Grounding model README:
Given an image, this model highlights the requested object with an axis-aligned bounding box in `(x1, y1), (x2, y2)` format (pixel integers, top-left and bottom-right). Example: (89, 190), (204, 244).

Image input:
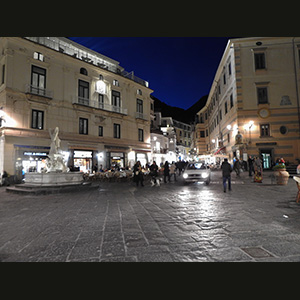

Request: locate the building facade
(195, 37), (300, 169)
(0, 37), (153, 179)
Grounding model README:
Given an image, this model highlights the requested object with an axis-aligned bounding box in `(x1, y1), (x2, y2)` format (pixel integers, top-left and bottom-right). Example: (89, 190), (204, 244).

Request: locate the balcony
(135, 112), (148, 120)
(73, 97), (128, 115)
(26, 84), (53, 99)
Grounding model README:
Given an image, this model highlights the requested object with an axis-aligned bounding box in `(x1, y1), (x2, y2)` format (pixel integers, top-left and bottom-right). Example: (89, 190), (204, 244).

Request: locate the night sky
(68, 37), (234, 110)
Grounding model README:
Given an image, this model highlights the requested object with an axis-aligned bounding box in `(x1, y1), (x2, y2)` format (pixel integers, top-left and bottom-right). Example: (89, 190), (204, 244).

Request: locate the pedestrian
(2, 170), (9, 186)
(233, 158), (241, 178)
(169, 161), (177, 182)
(254, 156), (263, 183)
(163, 161), (170, 183)
(133, 161), (144, 187)
(150, 161), (159, 186)
(248, 155), (254, 177)
(221, 158), (232, 193)
(297, 159), (300, 175)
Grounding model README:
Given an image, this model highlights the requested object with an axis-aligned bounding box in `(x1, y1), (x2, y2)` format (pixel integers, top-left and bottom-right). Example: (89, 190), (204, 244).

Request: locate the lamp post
(248, 121), (254, 144)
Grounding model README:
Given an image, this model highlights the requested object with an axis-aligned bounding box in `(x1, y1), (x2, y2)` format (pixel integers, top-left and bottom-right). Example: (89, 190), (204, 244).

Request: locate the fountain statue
(23, 127), (84, 187)
(45, 127), (69, 173)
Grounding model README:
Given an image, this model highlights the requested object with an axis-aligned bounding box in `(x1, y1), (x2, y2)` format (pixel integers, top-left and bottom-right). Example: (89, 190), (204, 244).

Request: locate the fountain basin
(25, 172), (84, 187)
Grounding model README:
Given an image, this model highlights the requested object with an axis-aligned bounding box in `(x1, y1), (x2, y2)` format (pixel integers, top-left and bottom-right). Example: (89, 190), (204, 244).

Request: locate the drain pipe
(292, 37), (300, 138)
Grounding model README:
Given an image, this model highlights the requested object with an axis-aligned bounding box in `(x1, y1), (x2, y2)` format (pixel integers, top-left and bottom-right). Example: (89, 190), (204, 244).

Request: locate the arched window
(80, 68), (88, 76)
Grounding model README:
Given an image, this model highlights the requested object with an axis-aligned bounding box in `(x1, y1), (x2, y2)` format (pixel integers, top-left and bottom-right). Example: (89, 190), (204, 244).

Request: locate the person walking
(169, 161), (177, 182)
(233, 158), (241, 178)
(133, 161), (144, 187)
(221, 158), (232, 193)
(163, 161), (170, 183)
(248, 155), (254, 177)
(150, 161), (159, 186)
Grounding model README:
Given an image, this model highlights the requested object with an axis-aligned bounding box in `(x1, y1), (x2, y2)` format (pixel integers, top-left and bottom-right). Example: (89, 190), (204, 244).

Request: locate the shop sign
(74, 151), (93, 158)
(24, 152), (48, 157)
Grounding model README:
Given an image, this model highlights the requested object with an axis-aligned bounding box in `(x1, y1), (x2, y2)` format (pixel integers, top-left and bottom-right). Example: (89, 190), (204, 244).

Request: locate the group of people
(133, 160), (181, 187)
(222, 156), (266, 192)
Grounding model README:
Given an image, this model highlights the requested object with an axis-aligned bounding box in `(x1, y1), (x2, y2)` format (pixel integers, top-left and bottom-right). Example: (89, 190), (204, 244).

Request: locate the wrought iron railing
(73, 97), (128, 115)
(25, 84), (53, 99)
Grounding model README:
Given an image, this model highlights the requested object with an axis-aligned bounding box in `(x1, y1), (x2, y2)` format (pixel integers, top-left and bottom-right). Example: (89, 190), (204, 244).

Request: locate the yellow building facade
(195, 37), (300, 169)
(0, 37), (153, 179)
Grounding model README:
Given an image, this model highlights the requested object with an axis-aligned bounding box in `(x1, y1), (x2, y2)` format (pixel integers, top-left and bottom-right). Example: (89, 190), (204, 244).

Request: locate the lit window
(33, 52), (44, 62)
(113, 79), (120, 87)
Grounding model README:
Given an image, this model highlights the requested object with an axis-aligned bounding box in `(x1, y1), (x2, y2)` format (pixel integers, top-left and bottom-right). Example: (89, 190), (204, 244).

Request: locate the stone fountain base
(6, 172), (99, 195)
(24, 172), (84, 187)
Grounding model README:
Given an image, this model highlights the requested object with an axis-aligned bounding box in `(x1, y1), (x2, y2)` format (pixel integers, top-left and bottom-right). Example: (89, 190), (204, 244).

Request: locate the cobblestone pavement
(1, 171), (300, 262)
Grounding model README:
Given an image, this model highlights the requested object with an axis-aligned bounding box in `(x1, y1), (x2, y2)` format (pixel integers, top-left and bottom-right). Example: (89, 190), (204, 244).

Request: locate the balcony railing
(23, 37), (150, 88)
(135, 112), (148, 120)
(26, 84), (53, 99)
(73, 97), (128, 115)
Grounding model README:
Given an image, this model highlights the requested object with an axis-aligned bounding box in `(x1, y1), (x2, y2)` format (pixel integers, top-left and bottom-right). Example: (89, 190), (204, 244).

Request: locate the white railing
(23, 37), (149, 87)
(135, 112), (148, 120)
(25, 84), (53, 99)
(73, 97), (128, 115)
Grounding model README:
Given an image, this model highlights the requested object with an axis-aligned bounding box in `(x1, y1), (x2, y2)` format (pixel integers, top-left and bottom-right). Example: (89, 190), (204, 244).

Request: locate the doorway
(260, 149), (273, 170)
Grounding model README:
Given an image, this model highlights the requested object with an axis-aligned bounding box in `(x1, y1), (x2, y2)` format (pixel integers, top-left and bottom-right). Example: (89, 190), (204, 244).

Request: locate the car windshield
(187, 162), (207, 170)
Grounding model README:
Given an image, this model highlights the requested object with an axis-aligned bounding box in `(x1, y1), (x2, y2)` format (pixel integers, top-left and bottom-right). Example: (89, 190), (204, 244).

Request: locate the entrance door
(260, 149), (273, 170)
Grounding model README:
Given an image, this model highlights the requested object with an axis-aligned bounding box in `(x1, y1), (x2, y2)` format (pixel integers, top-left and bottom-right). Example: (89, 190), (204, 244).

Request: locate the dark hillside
(151, 94), (208, 124)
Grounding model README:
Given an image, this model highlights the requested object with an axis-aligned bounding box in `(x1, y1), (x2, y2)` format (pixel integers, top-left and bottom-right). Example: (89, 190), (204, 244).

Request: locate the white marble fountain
(25, 127), (84, 187)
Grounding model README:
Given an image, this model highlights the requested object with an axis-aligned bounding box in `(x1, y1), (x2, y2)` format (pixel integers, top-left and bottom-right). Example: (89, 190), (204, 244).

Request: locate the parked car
(182, 161), (211, 185)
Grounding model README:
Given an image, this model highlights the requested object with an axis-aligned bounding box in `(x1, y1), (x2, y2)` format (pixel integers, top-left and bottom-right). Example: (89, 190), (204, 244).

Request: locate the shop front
(14, 145), (50, 181)
(72, 150), (94, 173)
(110, 152), (125, 169)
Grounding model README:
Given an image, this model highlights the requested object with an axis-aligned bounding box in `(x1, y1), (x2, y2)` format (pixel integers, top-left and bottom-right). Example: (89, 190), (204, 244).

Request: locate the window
(112, 90), (121, 107)
(98, 94), (104, 109)
(260, 124), (270, 137)
(137, 99), (143, 113)
(138, 129), (144, 142)
(80, 68), (88, 76)
(230, 94), (234, 108)
(280, 126), (288, 135)
(98, 126), (103, 137)
(257, 87), (268, 104)
(32, 110), (44, 130)
(254, 53), (266, 70)
(113, 79), (119, 87)
(33, 52), (44, 62)
(228, 62), (232, 76)
(137, 89), (142, 95)
(31, 65), (46, 95)
(79, 118), (88, 135)
(114, 123), (121, 139)
(223, 73), (226, 85)
(78, 80), (89, 104)
(219, 109), (222, 121)
(224, 101), (228, 114)
(200, 131), (205, 138)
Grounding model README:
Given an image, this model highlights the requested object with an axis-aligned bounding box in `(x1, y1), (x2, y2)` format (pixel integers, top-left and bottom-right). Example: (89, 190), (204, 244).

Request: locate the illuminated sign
(24, 152), (48, 157)
(74, 151), (93, 158)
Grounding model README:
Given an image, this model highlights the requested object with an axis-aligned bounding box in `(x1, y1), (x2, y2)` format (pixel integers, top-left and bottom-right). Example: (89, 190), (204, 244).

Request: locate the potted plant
(273, 161), (289, 185)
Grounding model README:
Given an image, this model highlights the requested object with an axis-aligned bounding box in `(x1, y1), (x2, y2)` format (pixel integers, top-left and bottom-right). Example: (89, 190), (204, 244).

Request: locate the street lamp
(243, 121), (254, 144)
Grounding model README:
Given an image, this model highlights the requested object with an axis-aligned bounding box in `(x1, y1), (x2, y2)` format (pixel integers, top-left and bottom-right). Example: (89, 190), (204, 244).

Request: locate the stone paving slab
(1, 171), (300, 262)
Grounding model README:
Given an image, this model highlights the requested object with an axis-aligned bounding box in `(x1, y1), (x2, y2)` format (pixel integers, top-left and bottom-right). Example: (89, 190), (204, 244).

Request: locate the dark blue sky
(68, 37), (233, 110)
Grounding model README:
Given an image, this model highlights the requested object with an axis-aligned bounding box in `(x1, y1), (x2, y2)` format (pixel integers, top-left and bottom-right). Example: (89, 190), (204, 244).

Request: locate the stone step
(6, 182), (98, 195)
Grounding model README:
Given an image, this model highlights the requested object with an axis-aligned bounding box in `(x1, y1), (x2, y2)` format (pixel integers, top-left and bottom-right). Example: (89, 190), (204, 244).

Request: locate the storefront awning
(214, 147), (226, 155)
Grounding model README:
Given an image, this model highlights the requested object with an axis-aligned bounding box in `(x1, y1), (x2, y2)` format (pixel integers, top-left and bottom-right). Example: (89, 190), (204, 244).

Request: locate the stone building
(195, 37), (300, 169)
(0, 37), (153, 179)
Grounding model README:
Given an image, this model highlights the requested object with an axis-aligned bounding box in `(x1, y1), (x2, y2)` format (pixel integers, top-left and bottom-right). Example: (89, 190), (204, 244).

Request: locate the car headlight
(202, 172), (209, 179)
(183, 173), (188, 179)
